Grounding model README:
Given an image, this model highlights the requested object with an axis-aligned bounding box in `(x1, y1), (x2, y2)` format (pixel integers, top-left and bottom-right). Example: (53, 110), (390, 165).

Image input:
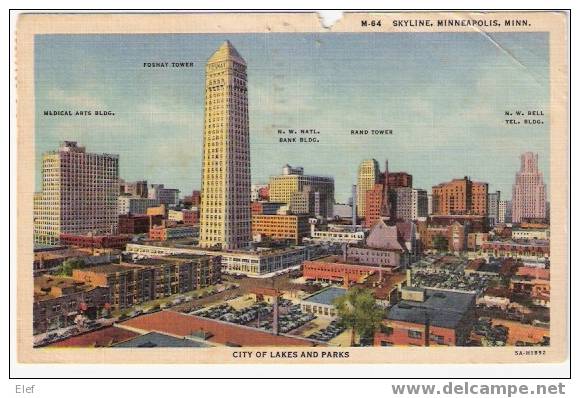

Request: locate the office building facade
(199, 41), (252, 249)
(34, 141), (119, 245)
(511, 152), (547, 223)
(356, 159), (381, 218)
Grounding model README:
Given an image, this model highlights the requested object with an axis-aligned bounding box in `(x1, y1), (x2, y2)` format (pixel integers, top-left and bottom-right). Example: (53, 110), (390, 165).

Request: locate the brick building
(387, 172), (412, 189)
(118, 214), (163, 235)
(251, 214), (309, 244)
(480, 240), (550, 261)
(430, 214), (488, 233)
(374, 287), (476, 346)
(344, 246), (402, 269)
(191, 190), (201, 207)
(432, 177), (488, 216)
(364, 183), (386, 228)
(251, 201), (284, 216)
(303, 256), (392, 284)
(148, 225), (197, 241)
(471, 182), (489, 216)
(34, 247), (90, 275)
(72, 255), (220, 311)
(467, 232), (489, 251)
(416, 220), (470, 252)
(59, 233), (130, 249)
(509, 267), (550, 307)
(182, 209), (199, 225)
(33, 275), (110, 334)
(121, 310), (317, 347)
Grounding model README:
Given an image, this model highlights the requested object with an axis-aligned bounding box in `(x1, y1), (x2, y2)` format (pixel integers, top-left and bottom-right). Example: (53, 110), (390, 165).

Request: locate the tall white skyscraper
(199, 41), (251, 250)
(33, 141), (119, 245)
(511, 152), (547, 223)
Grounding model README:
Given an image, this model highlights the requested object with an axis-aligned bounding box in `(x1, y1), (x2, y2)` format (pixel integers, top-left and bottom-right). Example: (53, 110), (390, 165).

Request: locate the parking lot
(306, 320), (346, 342)
(410, 256), (497, 295)
(193, 297), (317, 335)
(411, 268), (495, 293)
(33, 317), (116, 347)
(471, 317), (509, 346)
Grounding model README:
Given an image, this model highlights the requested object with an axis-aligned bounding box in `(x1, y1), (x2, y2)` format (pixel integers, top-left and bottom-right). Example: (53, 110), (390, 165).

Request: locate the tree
(433, 235), (449, 252)
(333, 287), (385, 346)
(58, 258), (84, 276)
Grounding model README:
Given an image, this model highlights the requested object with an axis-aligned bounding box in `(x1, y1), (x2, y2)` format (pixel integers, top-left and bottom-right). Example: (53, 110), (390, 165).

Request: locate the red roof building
(120, 310), (318, 347)
(47, 326), (139, 348)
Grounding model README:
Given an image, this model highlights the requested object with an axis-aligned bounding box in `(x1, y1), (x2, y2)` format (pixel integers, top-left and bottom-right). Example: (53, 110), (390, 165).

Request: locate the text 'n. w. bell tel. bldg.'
(199, 41), (251, 250)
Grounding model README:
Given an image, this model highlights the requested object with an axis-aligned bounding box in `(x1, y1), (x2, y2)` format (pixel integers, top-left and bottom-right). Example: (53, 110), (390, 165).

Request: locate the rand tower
(356, 159), (380, 218)
(199, 41), (251, 249)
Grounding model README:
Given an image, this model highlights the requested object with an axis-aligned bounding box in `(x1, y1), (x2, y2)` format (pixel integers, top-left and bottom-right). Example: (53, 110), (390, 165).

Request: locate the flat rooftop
(302, 287), (347, 306)
(46, 326), (139, 348)
(77, 263), (142, 274)
(485, 239), (549, 247)
(33, 243), (68, 252)
(165, 253), (207, 261)
(34, 275), (93, 302)
(128, 242), (306, 257)
(129, 255), (208, 267)
(121, 310), (318, 347)
(113, 332), (210, 348)
(308, 255), (398, 269)
(388, 288), (476, 329)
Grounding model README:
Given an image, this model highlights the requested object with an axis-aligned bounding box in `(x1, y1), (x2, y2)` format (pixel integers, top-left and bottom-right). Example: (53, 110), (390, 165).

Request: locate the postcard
(15, 11), (569, 365)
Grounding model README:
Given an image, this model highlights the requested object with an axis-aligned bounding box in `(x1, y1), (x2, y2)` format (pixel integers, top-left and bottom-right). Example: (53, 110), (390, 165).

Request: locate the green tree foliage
(58, 258), (84, 276)
(333, 286), (385, 346)
(433, 235), (449, 251)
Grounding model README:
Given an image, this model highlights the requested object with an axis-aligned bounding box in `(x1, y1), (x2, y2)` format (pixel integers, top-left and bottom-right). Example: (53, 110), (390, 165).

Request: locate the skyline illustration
(35, 32), (550, 201)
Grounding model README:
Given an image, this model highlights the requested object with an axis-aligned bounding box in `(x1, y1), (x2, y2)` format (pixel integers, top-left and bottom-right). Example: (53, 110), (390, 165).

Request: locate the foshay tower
(199, 41), (251, 249)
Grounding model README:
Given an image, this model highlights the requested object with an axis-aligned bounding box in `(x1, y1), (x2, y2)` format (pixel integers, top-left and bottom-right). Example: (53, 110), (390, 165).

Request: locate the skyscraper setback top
(207, 40), (246, 65)
(511, 152), (547, 223)
(199, 41), (251, 250)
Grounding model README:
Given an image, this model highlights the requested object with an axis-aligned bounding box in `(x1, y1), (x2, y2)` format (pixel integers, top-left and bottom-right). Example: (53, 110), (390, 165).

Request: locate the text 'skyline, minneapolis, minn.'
(15, 11), (569, 364)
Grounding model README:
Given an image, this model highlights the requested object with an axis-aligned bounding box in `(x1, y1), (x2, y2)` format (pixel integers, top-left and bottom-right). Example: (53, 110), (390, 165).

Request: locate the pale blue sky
(35, 33), (550, 202)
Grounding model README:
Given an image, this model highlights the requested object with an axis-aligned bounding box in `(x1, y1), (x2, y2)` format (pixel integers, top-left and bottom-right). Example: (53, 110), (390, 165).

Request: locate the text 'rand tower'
(199, 41), (251, 250)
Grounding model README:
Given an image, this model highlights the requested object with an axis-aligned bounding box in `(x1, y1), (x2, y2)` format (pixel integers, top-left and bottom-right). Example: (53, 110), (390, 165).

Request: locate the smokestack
(382, 160), (391, 220)
(352, 184), (357, 228)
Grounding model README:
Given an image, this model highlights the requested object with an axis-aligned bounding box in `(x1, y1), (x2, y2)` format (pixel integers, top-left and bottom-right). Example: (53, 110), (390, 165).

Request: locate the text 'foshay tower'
(199, 41), (251, 249)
